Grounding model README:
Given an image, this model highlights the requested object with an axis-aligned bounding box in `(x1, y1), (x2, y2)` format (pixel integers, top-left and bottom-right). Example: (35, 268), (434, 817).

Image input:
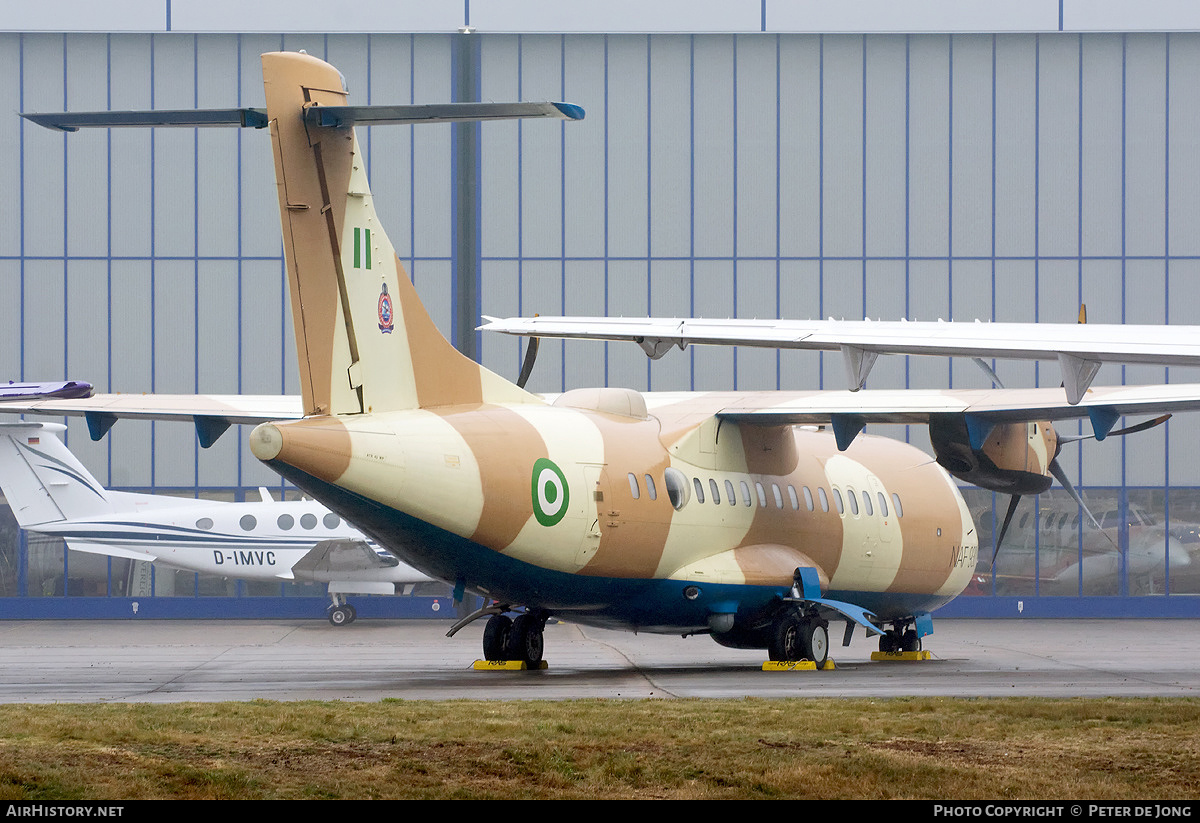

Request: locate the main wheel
(901, 628), (921, 653)
(769, 613), (803, 661)
(801, 620), (830, 668)
(510, 614), (545, 667)
(482, 614), (513, 660)
(328, 606), (351, 627)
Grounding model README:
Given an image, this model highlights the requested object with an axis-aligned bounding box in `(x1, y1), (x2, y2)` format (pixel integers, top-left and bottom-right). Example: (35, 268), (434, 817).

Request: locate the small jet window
(240, 514), (257, 531)
(891, 493), (903, 518)
(755, 482), (767, 507)
(772, 484), (784, 509)
(725, 479), (737, 506)
(277, 514), (294, 530)
(832, 487), (844, 515)
(878, 492), (888, 518)
(740, 481), (752, 507)
(196, 517), (214, 531)
(709, 478), (721, 504)
(692, 477), (705, 504)
(861, 490), (873, 516)
(818, 487), (829, 513)
(787, 485), (800, 511)
(644, 474), (658, 501)
(628, 473), (640, 499)
(323, 513), (341, 529)
(847, 489), (859, 516)
(803, 486), (814, 512)
(301, 513), (318, 530)
(664, 468), (688, 510)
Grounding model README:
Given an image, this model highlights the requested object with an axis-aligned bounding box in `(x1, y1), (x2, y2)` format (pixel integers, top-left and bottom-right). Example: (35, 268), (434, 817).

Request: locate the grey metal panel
(605, 36), (650, 260)
(0, 262), (21, 380)
(519, 37), (566, 261)
(777, 35), (821, 260)
(518, 259), (565, 391)
(63, 35), (110, 258)
(692, 37), (735, 260)
(1080, 34), (1124, 260)
(562, 35), (606, 259)
(993, 36), (1037, 259)
(1125, 34), (1168, 260)
(195, 260), (240, 393)
(863, 36), (906, 259)
(479, 258), (521, 382)
(820, 36), (863, 261)
(1167, 35), (1200, 258)
(647, 259), (691, 391)
(1036, 35), (1081, 261)
(413, 259), (454, 346)
(561, 260), (609, 391)
(735, 34), (779, 260)
(237, 258), (286, 394)
(21, 35), (67, 260)
(950, 35), (996, 261)
(907, 35), (950, 260)
(480, 36), (521, 259)
(365, 35), (417, 263)
(107, 36), (154, 259)
(410, 36), (453, 262)
(23, 259), (65, 382)
(689, 259), (735, 391)
(648, 35), (692, 260)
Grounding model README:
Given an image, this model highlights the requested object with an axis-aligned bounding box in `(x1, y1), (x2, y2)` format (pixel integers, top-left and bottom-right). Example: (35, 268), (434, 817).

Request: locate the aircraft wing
(691, 384), (1200, 449)
(479, 315), (1200, 403)
(0, 394), (303, 448)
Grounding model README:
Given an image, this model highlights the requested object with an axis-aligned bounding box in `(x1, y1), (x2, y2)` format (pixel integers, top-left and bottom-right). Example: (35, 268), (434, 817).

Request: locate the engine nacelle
(928, 415), (1058, 495)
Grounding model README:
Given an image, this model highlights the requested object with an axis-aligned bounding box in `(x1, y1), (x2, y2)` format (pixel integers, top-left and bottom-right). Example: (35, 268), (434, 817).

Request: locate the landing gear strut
(483, 609), (549, 666)
(768, 608), (830, 667)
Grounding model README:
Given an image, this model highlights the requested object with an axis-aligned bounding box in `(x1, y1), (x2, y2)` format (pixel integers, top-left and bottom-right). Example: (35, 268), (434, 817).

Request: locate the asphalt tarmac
(0, 618), (1195, 702)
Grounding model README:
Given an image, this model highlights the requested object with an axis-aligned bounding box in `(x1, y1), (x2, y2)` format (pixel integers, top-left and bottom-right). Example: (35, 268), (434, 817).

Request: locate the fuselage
(251, 390), (978, 633)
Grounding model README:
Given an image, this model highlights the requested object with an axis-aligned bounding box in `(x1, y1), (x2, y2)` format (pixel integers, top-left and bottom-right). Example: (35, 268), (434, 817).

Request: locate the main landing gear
(877, 622), (922, 654)
(767, 606), (830, 668)
(327, 594), (357, 626)
(482, 609), (550, 667)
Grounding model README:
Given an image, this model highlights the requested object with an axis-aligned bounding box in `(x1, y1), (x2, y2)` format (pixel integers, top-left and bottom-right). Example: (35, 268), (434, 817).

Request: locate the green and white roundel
(531, 458), (570, 527)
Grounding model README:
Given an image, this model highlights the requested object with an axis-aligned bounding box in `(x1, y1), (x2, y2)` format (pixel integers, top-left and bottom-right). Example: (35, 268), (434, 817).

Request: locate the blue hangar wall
(3, 1), (1200, 618)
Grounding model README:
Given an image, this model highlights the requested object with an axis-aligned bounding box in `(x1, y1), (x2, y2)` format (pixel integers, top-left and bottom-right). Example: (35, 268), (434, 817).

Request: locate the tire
(901, 628), (921, 653)
(801, 620), (829, 668)
(482, 614), (512, 660)
(328, 606), (350, 627)
(769, 613), (803, 661)
(510, 614), (545, 667)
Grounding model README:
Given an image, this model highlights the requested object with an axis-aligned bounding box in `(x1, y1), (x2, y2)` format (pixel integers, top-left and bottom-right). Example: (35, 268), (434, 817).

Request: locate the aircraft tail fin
(0, 423), (113, 527)
(261, 52), (582, 415)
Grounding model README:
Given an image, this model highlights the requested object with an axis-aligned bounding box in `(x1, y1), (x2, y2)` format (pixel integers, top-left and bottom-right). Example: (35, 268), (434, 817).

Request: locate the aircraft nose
(1168, 536), (1190, 568)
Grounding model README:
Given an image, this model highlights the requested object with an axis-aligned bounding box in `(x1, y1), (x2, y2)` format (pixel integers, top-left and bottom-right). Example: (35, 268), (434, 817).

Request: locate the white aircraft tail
(262, 52), (568, 416)
(0, 422), (115, 527)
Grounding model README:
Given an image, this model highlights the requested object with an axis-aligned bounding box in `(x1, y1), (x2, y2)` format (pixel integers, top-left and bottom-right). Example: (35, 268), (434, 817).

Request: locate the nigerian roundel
(531, 458), (570, 527)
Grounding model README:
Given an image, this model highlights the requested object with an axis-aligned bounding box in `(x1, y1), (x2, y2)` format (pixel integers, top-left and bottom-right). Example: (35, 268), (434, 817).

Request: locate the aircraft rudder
(0, 422), (111, 527)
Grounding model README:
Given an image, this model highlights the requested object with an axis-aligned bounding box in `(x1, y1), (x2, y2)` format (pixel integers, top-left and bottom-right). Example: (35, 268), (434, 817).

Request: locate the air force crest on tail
(378, 283), (394, 333)
(531, 458), (569, 527)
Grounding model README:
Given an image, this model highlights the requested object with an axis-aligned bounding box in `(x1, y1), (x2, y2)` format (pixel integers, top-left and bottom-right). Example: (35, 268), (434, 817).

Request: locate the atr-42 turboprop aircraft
(0, 421), (433, 625)
(17, 51), (1200, 668)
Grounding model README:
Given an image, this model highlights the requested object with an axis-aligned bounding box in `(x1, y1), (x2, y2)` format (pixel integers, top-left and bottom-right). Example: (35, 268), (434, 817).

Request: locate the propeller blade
(1059, 413), (1171, 444)
(516, 336), (540, 389)
(1048, 458), (1116, 548)
(992, 494), (1022, 566)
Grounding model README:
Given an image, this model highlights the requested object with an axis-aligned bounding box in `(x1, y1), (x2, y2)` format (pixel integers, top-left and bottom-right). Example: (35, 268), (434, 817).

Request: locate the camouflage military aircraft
(17, 51), (1200, 668)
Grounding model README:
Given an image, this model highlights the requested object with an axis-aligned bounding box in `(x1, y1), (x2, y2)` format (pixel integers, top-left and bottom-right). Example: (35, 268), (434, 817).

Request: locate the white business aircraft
(0, 421), (433, 625)
(14, 51), (1200, 669)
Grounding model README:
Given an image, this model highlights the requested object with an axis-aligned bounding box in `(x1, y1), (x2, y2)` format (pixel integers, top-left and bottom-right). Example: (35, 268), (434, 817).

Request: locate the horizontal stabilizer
(304, 101), (584, 128)
(64, 541), (157, 563)
(292, 539), (400, 575)
(22, 109), (268, 132)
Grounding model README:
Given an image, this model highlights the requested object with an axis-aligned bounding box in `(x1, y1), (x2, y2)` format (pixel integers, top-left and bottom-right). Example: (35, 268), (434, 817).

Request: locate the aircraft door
(575, 464), (604, 567)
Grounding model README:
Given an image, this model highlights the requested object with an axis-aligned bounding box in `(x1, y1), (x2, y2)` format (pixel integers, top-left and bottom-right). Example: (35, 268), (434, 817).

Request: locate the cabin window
(740, 481), (752, 507)
(277, 514), (294, 530)
(818, 487), (829, 513)
(891, 493), (903, 518)
(832, 487), (844, 515)
(787, 485), (800, 511)
(725, 479), (737, 506)
(301, 513), (318, 530)
(847, 489), (859, 516)
(772, 484), (784, 509)
(692, 477), (705, 504)
(196, 517), (214, 531)
(664, 468), (689, 510)
(755, 482), (767, 507)
(324, 513), (341, 529)
(628, 473), (640, 499)
(861, 490), (873, 516)
(240, 514), (257, 531)
(644, 474), (658, 501)
(802, 486), (814, 512)
(709, 478), (721, 504)
(877, 492), (889, 518)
